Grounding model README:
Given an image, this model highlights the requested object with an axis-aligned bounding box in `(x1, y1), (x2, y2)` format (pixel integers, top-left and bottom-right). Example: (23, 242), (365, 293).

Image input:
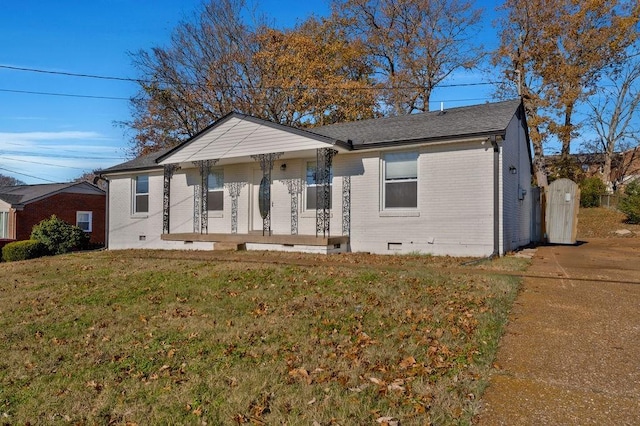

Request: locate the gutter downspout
(95, 175), (109, 249)
(490, 135), (500, 257)
(105, 178), (109, 249)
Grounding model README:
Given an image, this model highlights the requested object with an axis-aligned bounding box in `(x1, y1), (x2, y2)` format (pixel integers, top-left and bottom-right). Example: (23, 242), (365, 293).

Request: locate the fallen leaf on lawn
(376, 416), (400, 426)
(369, 377), (384, 385)
(307, 398), (316, 405)
(387, 379), (405, 392)
(289, 367), (312, 384)
(399, 356), (416, 369)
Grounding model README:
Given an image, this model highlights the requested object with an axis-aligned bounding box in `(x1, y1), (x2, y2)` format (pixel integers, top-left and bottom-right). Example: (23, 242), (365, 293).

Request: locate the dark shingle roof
(101, 100), (523, 172)
(0, 182), (104, 207)
(311, 99), (522, 147)
(98, 148), (172, 174)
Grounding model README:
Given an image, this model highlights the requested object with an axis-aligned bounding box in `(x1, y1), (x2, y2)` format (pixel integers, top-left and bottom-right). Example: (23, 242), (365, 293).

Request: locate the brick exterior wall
(14, 193), (106, 244)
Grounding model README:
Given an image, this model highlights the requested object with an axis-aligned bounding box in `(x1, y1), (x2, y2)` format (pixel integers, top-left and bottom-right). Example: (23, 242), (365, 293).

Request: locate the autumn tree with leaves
(252, 18), (377, 127)
(331, 0), (484, 115)
(494, 0), (640, 187)
(125, 0), (377, 155)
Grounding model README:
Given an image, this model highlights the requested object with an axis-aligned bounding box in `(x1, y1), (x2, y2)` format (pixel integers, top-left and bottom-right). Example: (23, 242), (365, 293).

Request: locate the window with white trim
(207, 169), (224, 211)
(0, 211), (8, 238)
(306, 160), (332, 210)
(76, 211), (92, 232)
(134, 175), (149, 214)
(383, 152), (418, 208)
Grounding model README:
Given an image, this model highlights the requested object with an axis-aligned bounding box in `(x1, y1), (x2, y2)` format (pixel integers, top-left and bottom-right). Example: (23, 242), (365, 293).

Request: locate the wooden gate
(545, 178), (580, 244)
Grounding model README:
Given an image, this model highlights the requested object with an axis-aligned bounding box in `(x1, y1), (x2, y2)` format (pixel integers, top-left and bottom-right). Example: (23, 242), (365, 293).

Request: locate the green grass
(0, 250), (525, 425)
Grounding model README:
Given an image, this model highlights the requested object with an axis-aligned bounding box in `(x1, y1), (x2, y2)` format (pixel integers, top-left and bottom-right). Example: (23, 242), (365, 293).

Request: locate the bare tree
(494, 0), (640, 186)
(0, 173), (26, 186)
(584, 48), (640, 190)
(331, 0), (484, 115)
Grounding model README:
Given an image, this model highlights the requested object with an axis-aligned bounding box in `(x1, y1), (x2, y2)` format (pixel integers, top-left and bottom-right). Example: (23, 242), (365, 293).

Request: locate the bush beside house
(1, 240), (47, 262)
(619, 180), (640, 224)
(579, 177), (607, 208)
(31, 215), (90, 255)
(2, 215), (90, 262)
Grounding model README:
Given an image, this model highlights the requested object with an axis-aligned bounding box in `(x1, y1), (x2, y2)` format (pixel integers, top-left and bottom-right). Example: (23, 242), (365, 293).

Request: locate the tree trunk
(531, 126), (548, 188)
(560, 104), (573, 161)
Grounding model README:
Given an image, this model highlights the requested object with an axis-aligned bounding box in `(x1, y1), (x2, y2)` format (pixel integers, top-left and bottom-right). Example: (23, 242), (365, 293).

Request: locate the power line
(0, 88), (128, 100)
(2, 149), (126, 161)
(2, 156), (89, 170)
(0, 64), (141, 83)
(0, 166), (58, 183)
(1, 63), (499, 91)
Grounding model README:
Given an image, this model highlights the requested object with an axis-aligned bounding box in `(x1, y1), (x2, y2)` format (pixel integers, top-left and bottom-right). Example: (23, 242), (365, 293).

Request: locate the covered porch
(161, 232), (349, 254)
(156, 113), (353, 253)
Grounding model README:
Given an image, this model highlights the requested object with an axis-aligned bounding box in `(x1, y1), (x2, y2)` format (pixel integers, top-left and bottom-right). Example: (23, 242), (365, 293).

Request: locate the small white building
(100, 99), (533, 256)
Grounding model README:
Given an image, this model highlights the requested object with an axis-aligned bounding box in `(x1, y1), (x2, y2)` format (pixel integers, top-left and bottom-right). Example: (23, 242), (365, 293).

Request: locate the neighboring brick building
(0, 181), (106, 246)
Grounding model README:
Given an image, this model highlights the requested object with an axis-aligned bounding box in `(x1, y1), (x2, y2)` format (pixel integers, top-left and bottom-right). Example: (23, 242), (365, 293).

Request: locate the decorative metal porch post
(162, 164), (180, 234)
(282, 178), (304, 235)
(342, 175), (351, 236)
(251, 153), (283, 235)
(192, 159), (218, 234)
(225, 182), (246, 234)
(316, 148), (337, 237)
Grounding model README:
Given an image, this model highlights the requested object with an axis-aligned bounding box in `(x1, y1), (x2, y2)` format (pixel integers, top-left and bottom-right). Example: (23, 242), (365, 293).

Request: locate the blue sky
(1, 0), (499, 184)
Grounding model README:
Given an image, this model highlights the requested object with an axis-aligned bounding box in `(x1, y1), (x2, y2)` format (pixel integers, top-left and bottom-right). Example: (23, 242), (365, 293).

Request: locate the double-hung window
(76, 211), (93, 232)
(306, 161), (332, 210)
(207, 169), (224, 211)
(0, 211), (8, 238)
(383, 152), (418, 209)
(134, 175), (149, 214)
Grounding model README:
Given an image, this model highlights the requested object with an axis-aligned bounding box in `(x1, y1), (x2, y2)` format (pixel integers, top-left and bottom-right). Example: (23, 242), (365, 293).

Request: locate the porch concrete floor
(161, 232), (349, 247)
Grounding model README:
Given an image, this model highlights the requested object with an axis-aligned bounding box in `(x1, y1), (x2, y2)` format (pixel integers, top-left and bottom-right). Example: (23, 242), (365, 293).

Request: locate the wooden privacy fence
(545, 178), (580, 244)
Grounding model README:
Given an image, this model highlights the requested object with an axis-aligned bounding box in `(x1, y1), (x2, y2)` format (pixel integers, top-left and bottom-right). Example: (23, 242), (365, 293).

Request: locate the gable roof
(311, 99), (523, 148)
(157, 112), (349, 166)
(0, 181), (104, 208)
(100, 99), (525, 174)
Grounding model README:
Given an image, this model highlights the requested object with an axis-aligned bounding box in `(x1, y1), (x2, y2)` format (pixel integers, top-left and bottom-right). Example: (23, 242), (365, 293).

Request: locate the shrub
(619, 180), (640, 224)
(31, 215), (90, 255)
(2, 240), (48, 262)
(579, 177), (607, 208)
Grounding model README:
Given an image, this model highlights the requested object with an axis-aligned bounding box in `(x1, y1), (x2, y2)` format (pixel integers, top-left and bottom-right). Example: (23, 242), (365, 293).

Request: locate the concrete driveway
(477, 238), (640, 425)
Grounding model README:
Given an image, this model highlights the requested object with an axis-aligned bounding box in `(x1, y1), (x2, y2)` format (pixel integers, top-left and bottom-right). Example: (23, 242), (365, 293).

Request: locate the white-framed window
(0, 211), (9, 239)
(207, 168), (224, 211)
(383, 151), (418, 209)
(76, 211), (93, 232)
(133, 175), (149, 214)
(306, 160), (332, 210)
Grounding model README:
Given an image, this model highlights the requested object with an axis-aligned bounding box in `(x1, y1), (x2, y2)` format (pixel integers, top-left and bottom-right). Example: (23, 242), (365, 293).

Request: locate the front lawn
(0, 250), (524, 425)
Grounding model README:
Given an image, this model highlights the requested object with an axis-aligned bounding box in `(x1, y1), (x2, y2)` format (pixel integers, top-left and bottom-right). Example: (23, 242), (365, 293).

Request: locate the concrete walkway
(477, 238), (640, 425)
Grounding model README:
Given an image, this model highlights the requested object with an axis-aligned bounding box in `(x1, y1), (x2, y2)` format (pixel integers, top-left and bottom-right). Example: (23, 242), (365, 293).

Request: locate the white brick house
(100, 99), (533, 256)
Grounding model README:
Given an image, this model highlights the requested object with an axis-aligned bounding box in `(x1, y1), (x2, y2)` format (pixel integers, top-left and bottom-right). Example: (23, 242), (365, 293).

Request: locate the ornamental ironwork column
(225, 181), (246, 234)
(282, 178), (304, 235)
(162, 164), (180, 234)
(342, 176), (351, 236)
(316, 148), (337, 237)
(251, 153), (283, 235)
(193, 159), (218, 234)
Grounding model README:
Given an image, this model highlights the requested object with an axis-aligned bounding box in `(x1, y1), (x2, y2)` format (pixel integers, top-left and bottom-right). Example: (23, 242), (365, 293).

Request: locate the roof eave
(350, 130), (508, 150)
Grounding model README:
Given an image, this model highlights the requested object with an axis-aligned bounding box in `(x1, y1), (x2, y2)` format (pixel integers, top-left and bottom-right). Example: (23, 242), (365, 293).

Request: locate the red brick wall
(14, 193), (106, 244)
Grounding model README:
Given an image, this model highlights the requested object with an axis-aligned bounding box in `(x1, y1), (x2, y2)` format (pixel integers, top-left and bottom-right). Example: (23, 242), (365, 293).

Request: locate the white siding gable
(159, 116), (343, 165)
